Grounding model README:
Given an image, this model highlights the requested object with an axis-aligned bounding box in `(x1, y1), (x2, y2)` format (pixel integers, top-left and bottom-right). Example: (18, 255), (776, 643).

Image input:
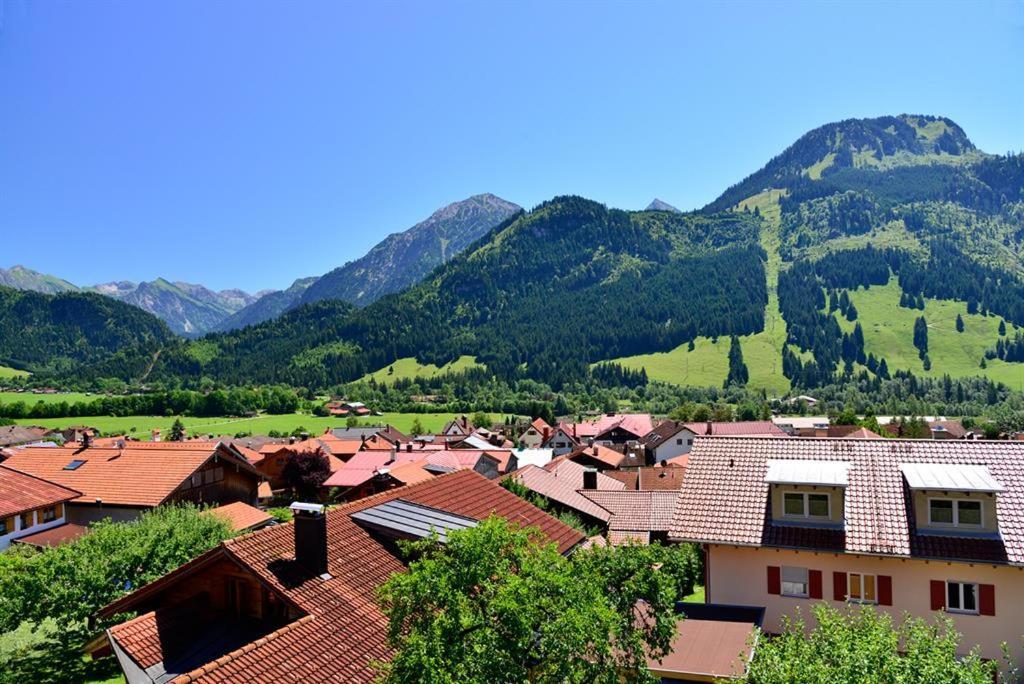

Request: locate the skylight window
(64, 459), (86, 471)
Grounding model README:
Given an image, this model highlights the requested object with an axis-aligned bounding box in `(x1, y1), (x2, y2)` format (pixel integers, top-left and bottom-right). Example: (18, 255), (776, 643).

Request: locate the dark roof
(12, 522), (89, 548)
(0, 425), (51, 447)
(101, 471), (584, 683)
(670, 437), (1024, 564)
(640, 420), (685, 448)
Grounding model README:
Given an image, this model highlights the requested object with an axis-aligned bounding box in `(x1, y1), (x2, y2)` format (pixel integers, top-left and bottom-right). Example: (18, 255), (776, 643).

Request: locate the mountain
(90, 278), (261, 337)
(213, 277), (317, 332)
(298, 193), (522, 307)
(706, 114), (979, 213)
(0, 266), (79, 295)
(154, 197), (765, 388)
(0, 285), (173, 377)
(645, 199), (681, 213)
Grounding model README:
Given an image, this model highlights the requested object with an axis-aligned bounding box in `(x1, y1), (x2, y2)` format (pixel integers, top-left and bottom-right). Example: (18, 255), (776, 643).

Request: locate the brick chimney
(290, 502), (328, 577)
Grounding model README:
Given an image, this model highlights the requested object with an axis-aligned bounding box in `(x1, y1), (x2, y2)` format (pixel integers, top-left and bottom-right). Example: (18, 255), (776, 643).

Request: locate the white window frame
(781, 566), (809, 598)
(946, 580), (979, 615)
(782, 490), (831, 519)
(927, 497), (983, 528)
(847, 572), (877, 604)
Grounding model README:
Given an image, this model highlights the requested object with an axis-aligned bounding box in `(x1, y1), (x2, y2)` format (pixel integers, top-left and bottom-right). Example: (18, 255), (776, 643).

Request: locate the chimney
(82, 432), (92, 449)
(151, 429), (161, 442)
(290, 502), (329, 577)
(706, 421), (713, 436)
(582, 467), (598, 491)
(289, 436), (296, 444)
(406, 443), (413, 452)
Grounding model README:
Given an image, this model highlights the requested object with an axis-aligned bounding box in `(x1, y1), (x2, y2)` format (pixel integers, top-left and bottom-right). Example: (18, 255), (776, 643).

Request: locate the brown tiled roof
(510, 464), (617, 522)
(102, 471), (584, 683)
(0, 425), (50, 447)
(605, 470), (639, 490)
(670, 437), (1024, 564)
(12, 522), (88, 547)
(0, 464), (81, 517)
(579, 490), (678, 532)
(638, 466), (686, 491)
(2, 444), (258, 508)
(569, 444), (626, 469)
(203, 502), (273, 532)
(930, 420), (967, 439)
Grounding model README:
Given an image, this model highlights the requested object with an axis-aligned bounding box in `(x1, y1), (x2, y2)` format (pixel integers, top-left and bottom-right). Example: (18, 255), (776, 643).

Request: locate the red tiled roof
(605, 470), (639, 490)
(203, 502), (273, 532)
(683, 421), (789, 437)
(670, 437), (1024, 564)
(530, 417), (551, 433)
(0, 464), (81, 517)
(322, 451), (392, 488)
(638, 466), (686, 491)
(103, 471), (584, 683)
(2, 444), (258, 508)
(840, 427), (883, 439)
(510, 465), (613, 522)
(579, 490), (678, 532)
(12, 522), (88, 547)
(384, 461), (435, 486)
(569, 444), (626, 469)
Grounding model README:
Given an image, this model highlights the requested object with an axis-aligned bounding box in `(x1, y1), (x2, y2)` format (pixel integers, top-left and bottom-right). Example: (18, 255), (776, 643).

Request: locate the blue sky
(1, 0), (1022, 292)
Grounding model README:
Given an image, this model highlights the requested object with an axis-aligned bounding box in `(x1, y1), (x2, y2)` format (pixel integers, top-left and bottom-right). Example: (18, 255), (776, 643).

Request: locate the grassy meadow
(13, 412), (486, 439)
(361, 355), (481, 383)
(0, 365), (30, 379)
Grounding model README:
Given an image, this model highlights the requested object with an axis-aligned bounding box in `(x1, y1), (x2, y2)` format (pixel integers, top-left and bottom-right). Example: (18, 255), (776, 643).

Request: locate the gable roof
(202, 502), (273, 533)
(670, 437), (1024, 565)
(101, 471), (584, 683)
(640, 420), (688, 448)
(0, 464), (81, 518)
(509, 465), (613, 523)
(2, 443), (258, 508)
(528, 417), (551, 433)
(683, 421), (788, 437)
(569, 444), (626, 469)
(578, 490), (678, 532)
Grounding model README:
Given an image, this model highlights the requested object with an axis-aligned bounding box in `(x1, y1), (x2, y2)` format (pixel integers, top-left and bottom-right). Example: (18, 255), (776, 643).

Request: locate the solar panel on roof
(350, 499), (477, 542)
(63, 459), (86, 471)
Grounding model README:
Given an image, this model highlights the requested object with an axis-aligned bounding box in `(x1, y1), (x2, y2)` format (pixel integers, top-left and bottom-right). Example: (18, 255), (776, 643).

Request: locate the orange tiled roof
(2, 444), (258, 508)
(101, 471), (584, 683)
(203, 502), (273, 532)
(0, 464), (81, 518)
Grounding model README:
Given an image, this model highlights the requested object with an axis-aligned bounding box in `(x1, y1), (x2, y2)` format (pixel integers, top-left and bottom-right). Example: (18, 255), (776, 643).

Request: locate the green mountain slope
(299, 193), (522, 307)
(0, 285), (174, 377)
(0, 265), (79, 295)
(213, 277), (318, 332)
(152, 197), (766, 389)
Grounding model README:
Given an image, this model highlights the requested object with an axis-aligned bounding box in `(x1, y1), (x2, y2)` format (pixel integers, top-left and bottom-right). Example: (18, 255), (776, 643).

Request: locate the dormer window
(928, 498), (982, 528)
(783, 492), (831, 519)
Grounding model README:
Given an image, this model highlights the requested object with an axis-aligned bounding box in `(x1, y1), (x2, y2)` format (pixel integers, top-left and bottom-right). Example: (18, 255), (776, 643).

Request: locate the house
(591, 413), (655, 445)
(568, 443), (627, 471)
(325, 401), (371, 417)
(930, 420), (968, 440)
(606, 465), (687, 492)
(0, 464), (81, 550)
(645, 421), (788, 464)
(543, 423), (583, 456)
(670, 436), (1024, 671)
(0, 425), (53, 448)
(1, 442), (262, 526)
(96, 471), (584, 683)
(520, 417), (552, 448)
(507, 459), (624, 528)
(441, 415), (473, 436)
(252, 437), (354, 490)
(771, 415), (830, 437)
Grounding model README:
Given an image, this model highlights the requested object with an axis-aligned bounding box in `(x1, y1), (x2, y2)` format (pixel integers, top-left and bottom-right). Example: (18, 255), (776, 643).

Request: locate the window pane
(808, 494), (829, 517)
(931, 500), (954, 524)
(958, 501), (982, 526)
(948, 582), (960, 610)
(849, 574), (862, 599)
(782, 581), (807, 596)
(782, 566), (808, 583)
(863, 575), (876, 602)
(784, 494), (805, 516)
(962, 583), (977, 611)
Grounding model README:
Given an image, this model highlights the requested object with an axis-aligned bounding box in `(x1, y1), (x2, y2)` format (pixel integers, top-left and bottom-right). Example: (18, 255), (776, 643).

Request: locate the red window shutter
(833, 571), (847, 601)
(930, 580), (945, 611)
(979, 584), (995, 616)
(767, 566), (781, 595)
(809, 570), (823, 599)
(877, 575), (893, 606)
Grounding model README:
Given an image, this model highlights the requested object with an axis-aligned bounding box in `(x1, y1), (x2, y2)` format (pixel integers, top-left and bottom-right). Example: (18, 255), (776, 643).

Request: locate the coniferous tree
(724, 335), (749, 387)
(956, 314), (964, 333)
(846, 303), (858, 322)
(999, 319), (1007, 336)
(913, 316), (929, 359)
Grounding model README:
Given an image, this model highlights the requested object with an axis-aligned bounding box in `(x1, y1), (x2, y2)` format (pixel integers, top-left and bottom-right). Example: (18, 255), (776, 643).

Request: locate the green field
(614, 189), (791, 394)
(0, 366), (30, 379)
(838, 278), (1024, 388)
(0, 390), (96, 405)
(361, 355), (481, 383)
(13, 412), (485, 439)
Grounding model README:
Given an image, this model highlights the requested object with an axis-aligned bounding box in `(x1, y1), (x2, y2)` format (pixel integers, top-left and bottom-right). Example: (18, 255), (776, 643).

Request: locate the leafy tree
(409, 418), (425, 436)
(956, 314), (965, 333)
(282, 448), (331, 500)
(746, 603), (994, 683)
(711, 403), (734, 422)
(725, 335), (749, 387)
(377, 516), (696, 684)
(346, 415), (360, 427)
(470, 411), (491, 429)
(168, 417), (186, 441)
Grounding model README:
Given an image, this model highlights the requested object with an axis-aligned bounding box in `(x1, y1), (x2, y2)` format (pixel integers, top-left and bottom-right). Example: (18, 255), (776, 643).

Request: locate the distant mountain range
(645, 198), (681, 213)
(2, 193), (521, 336)
(6, 114), (1024, 395)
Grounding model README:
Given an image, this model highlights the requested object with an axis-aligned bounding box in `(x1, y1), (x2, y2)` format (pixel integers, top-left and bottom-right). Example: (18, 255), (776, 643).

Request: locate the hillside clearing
(361, 355), (482, 383)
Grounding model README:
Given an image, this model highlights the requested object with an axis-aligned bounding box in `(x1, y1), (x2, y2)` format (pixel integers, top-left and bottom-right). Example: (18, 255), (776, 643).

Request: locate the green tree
(746, 603), (994, 683)
(470, 411), (491, 429)
(913, 316), (929, 359)
(282, 448), (332, 500)
(168, 417), (186, 441)
(377, 517), (695, 684)
(725, 335), (749, 388)
(409, 418), (425, 436)
(999, 319), (1007, 336)
(690, 404), (712, 422)
(956, 313), (965, 333)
